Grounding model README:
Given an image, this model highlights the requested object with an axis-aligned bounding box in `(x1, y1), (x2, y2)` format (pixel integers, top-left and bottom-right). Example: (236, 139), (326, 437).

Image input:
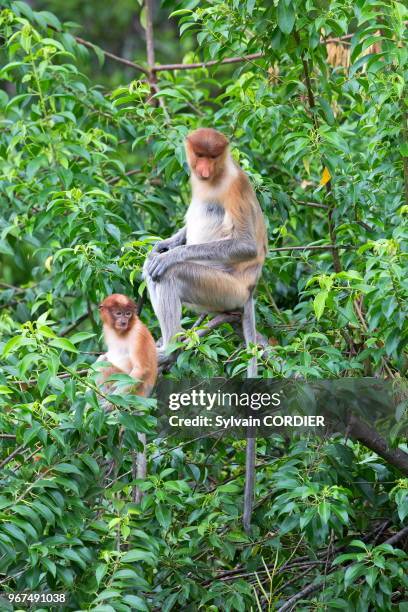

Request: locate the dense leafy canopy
(0, 0), (407, 610)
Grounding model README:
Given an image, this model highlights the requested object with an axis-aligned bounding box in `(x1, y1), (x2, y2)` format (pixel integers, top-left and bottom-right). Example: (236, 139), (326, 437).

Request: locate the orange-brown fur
(98, 294), (157, 397)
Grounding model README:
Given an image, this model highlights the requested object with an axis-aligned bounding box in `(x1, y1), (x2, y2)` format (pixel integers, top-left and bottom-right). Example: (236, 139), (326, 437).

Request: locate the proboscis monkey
(96, 294), (157, 503)
(143, 128), (268, 531)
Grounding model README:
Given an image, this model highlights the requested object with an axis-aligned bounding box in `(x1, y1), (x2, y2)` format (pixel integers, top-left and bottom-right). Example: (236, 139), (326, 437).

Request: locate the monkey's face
(185, 129), (228, 182)
(194, 154), (219, 180)
(111, 308), (134, 333)
(99, 295), (138, 335)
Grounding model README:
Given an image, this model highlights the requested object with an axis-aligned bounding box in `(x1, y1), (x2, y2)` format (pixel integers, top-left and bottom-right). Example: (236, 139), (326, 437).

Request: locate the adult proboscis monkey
(143, 128), (268, 531)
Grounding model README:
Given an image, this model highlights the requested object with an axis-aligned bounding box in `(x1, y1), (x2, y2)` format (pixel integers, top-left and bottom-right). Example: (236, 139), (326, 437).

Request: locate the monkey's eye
(125, 311), (131, 317)
(115, 311), (122, 317)
(196, 153), (204, 158)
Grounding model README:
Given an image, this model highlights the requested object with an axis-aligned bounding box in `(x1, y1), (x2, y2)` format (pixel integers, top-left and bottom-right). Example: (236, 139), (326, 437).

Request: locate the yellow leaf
(45, 256), (53, 272)
(303, 157), (310, 175)
(320, 167), (331, 186)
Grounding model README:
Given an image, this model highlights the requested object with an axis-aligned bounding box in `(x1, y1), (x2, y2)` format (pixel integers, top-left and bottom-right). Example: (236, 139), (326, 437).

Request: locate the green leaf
(344, 563), (366, 588)
(49, 338), (78, 353)
(122, 549), (157, 566)
(313, 290), (328, 320)
(54, 463), (82, 475)
(2, 336), (33, 357)
(169, 9), (193, 18)
(277, 0), (295, 34)
(95, 563), (108, 586)
(155, 503), (171, 529)
(318, 501), (330, 524)
(42, 557), (57, 578)
(366, 566), (378, 588)
(2, 523), (27, 545)
(35, 10), (62, 30)
(69, 331), (96, 344)
(122, 595), (149, 611)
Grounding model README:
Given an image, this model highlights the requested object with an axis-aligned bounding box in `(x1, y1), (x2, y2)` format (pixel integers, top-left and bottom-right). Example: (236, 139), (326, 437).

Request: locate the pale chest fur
(185, 160), (237, 245)
(185, 199), (234, 244)
(104, 326), (134, 372)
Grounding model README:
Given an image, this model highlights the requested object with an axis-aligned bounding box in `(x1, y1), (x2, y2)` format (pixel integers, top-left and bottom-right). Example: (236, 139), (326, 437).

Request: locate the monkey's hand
(146, 249), (182, 281)
(150, 227), (187, 255)
(150, 238), (174, 255)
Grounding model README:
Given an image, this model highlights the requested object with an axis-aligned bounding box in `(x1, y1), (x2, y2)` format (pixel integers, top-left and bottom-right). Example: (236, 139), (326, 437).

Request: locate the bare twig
(0, 282), (26, 294)
(107, 168), (142, 185)
(0, 444), (25, 469)
(74, 36), (148, 74)
(277, 524), (408, 611)
(61, 312), (89, 336)
(152, 52), (264, 72)
(269, 244), (351, 253)
(294, 200), (329, 210)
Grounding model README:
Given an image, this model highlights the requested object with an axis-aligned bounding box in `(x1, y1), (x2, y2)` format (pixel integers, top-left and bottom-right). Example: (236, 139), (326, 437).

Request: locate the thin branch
(74, 36), (148, 74)
(60, 312), (89, 337)
(293, 200), (329, 210)
(277, 524), (408, 611)
(15, 368), (89, 387)
(107, 168), (142, 185)
(47, 24), (365, 80)
(277, 580), (323, 612)
(324, 33), (353, 44)
(0, 444), (25, 470)
(269, 244), (352, 253)
(152, 52), (264, 72)
(0, 282), (26, 294)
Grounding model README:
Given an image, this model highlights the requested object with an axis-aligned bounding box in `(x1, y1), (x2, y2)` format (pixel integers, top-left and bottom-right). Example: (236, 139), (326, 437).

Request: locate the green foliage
(0, 0), (407, 609)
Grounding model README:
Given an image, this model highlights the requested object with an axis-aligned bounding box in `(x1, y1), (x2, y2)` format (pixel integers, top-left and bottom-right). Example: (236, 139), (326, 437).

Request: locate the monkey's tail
(242, 294), (257, 534)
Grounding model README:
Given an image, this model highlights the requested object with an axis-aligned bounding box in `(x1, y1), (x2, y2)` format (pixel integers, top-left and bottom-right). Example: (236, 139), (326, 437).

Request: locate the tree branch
(159, 313), (241, 372)
(348, 415), (408, 475)
(0, 444), (25, 470)
(277, 524), (408, 611)
(74, 36), (148, 74)
(152, 52), (264, 72)
(269, 244), (352, 253)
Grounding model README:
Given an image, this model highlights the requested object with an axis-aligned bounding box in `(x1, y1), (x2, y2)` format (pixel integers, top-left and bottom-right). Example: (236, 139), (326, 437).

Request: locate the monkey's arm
(146, 238), (257, 280)
(150, 227), (187, 254)
(94, 355), (123, 386)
